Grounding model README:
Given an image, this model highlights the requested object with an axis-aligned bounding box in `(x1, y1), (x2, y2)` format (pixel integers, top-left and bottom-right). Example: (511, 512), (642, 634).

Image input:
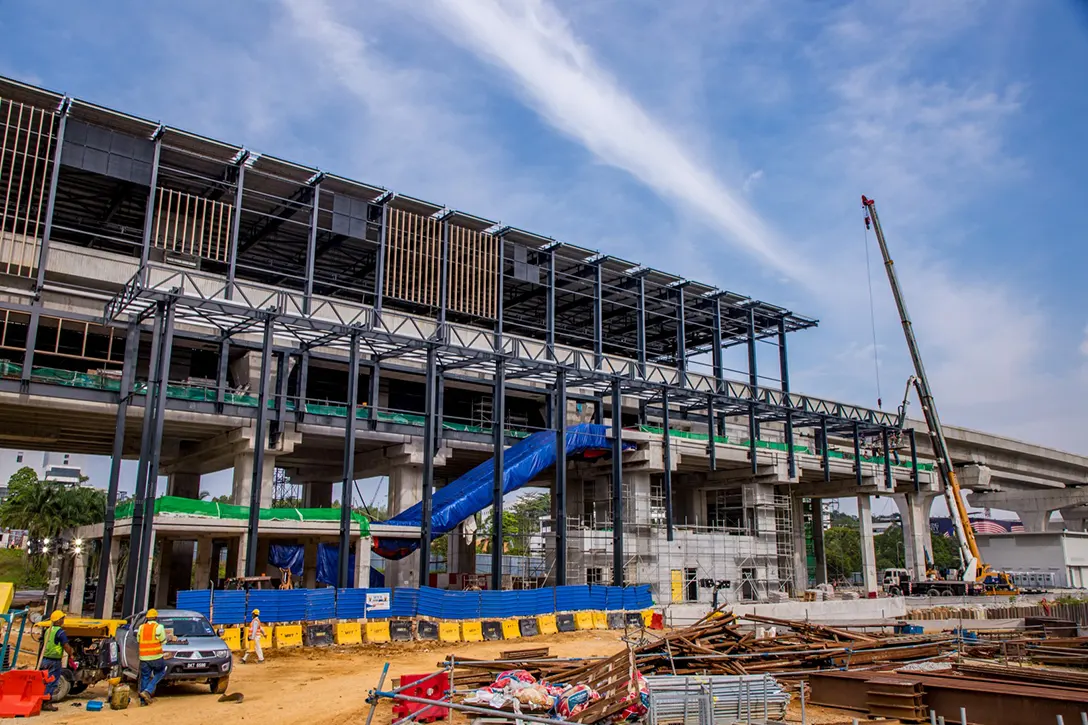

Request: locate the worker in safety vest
(241, 608), (265, 664)
(137, 608), (168, 706)
(41, 610), (76, 712)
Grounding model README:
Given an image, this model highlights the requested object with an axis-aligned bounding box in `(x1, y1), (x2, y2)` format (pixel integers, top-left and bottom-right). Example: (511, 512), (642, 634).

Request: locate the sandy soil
(34, 631), (870, 725)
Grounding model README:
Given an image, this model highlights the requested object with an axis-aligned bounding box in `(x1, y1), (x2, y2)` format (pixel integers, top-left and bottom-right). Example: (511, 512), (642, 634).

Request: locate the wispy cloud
(742, 169), (764, 194)
(423, 0), (806, 283)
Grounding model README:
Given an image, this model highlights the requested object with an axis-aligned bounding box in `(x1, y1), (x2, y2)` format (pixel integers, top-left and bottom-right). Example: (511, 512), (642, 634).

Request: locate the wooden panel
(0, 97), (57, 277)
(447, 222), (497, 319)
(153, 187), (232, 262)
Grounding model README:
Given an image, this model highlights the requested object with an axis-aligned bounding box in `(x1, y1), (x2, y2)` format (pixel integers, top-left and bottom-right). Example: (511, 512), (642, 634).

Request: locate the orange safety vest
(138, 622), (164, 660)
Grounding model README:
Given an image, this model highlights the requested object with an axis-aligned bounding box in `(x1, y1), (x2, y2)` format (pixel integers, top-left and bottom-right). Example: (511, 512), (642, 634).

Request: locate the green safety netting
(115, 495), (371, 535)
(637, 424), (933, 471)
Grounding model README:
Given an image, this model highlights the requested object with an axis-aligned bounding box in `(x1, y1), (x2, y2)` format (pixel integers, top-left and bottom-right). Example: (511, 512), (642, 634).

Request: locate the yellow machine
(34, 616), (125, 701)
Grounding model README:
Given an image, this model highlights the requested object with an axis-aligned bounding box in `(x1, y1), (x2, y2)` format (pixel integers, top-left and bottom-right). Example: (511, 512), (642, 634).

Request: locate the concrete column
(355, 536), (370, 589)
(231, 451), (277, 509)
(232, 534), (247, 579)
(193, 537), (214, 590)
(811, 498), (827, 585)
(102, 537), (122, 618)
(858, 495), (878, 598)
(385, 463), (423, 589)
(447, 521), (476, 574)
(167, 471), (201, 499)
(894, 493), (935, 581)
(626, 471), (653, 529)
(790, 494), (808, 595)
(303, 482), (333, 508)
(143, 529), (157, 611)
(303, 539), (318, 588)
(69, 551), (88, 616)
(1012, 508), (1053, 533)
(154, 539), (172, 609)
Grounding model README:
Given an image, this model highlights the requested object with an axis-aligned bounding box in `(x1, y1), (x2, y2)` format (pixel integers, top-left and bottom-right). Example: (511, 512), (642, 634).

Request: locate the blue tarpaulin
(316, 543), (356, 587)
(374, 423), (622, 559)
(269, 544), (304, 577)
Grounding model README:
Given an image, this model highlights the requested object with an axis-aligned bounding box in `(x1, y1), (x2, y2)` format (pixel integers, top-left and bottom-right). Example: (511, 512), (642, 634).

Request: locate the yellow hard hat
(147, 608), (159, 619)
(49, 610), (65, 623)
(251, 608), (260, 616)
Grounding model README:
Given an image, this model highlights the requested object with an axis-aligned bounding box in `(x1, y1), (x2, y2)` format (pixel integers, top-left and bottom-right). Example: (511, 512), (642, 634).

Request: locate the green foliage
(0, 467), (106, 539)
(0, 548), (45, 588)
(481, 492), (551, 556)
(824, 526), (861, 581)
(875, 525), (906, 570)
(822, 520), (963, 582)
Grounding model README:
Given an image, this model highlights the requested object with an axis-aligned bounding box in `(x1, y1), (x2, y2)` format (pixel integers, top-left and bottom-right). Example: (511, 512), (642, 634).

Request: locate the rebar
(644, 674), (789, 725)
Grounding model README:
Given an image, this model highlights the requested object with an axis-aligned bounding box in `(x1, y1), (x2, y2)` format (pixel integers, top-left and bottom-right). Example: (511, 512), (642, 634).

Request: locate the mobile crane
(861, 196), (1017, 596)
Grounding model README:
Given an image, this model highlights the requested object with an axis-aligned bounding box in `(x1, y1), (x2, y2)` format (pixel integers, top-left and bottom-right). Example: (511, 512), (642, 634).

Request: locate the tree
(875, 525), (906, 571)
(0, 467), (106, 540)
(823, 526), (861, 582)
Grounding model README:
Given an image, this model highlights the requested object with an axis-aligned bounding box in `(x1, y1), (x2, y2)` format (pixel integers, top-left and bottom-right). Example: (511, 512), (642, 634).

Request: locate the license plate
(183, 663), (206, 670)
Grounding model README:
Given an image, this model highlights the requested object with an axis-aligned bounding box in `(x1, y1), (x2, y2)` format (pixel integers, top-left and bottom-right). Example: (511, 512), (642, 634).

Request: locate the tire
(926, 589), (940, 597)
(940, 589), (954, 597)
(69, 681), (88, 696)
(51, 670), (73, 703)
(888, 587), (901, 596)
(211, 676), (229, 694)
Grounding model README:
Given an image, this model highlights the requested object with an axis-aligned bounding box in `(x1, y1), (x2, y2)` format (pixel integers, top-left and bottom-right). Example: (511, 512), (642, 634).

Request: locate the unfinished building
(0, 75), (942, 619)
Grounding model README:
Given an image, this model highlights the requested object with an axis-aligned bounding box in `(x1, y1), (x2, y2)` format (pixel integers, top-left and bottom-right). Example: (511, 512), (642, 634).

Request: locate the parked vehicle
(115, 609), (232, 694)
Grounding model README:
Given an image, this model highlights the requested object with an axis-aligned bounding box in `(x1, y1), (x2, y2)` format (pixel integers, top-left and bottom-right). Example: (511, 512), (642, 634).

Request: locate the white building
(0, 449), (87, 491)
(976, 531), (1088, 589)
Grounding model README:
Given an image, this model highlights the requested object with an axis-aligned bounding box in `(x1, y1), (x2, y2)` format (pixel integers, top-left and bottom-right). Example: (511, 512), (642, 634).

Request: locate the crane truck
(861, 196), (1017, 597)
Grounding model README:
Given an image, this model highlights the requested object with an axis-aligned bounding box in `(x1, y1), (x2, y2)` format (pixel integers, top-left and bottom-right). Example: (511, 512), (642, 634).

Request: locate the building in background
(0, 449), (87, 491)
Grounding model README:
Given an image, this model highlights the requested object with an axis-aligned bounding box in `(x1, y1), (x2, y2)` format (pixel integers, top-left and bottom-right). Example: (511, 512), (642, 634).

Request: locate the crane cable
(862, 222), (883, 409)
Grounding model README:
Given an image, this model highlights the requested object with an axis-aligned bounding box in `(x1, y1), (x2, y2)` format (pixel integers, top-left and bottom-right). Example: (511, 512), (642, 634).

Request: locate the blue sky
(3, 1), (1087, 509)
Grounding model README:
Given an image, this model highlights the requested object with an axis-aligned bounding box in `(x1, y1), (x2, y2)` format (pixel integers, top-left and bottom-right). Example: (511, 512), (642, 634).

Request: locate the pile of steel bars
(644, 674), (789, 725)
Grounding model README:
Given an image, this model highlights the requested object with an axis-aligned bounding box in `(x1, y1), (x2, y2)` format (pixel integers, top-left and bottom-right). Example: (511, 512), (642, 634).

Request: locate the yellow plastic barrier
(218, 626), (242, 651)
(274, 624), (303, 648)
(537, 614), (558, 636)
(335, 622), (362, 645)
(0, 582), (13, 615)
(575, 611), (595, 630)
(462, 621), (484, 642)
(366, 621), (391, 643)
(642, 609), (654, 627)
(439, 622), (461, 642)
(502, 619), (521, 640)
(592, 611), (608, 630)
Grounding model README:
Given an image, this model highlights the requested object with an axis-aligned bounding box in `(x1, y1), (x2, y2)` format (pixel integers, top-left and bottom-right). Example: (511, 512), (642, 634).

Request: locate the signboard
(365, 591), (391, 613)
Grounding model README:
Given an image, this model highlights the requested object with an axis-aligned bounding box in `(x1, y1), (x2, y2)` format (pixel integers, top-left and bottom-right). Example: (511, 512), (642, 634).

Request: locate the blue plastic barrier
(390, 588), (419, 618)
(336, 588), (368, 619)
(305, 588), (337, 621)
(211, 590), (247, 625)
(176, 590), (211, 619)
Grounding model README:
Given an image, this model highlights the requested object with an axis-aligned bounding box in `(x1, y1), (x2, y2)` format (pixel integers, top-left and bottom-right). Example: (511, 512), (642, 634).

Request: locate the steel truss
(96, 262), (905, 601)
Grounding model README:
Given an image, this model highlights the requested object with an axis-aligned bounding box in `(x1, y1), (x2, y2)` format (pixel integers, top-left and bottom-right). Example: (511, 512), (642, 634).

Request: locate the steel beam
(419, 346), (437, 586)
(611, 378), (623, 586)
(338, 330), (361, 588)
(225, 156), (248, 300)
(296, 350), (309, 422)
(138, 134), (163, 267)
(546, 249), (555, 359)
(490, 357), (506, 590)
(748, 402), (758, 474)
(495, 236), (505, 350)
(821, 417), (831, 482)
(132, 300), (175, 611)
(368, 359), (381, 430)
(711, 299), (724, 390)
(215, 339), (229, 413)
(675, 286), (687, 384)
(94, 320), (139, 618)
(909, 428), (919, 491)
(593, 263), (603, 369)
(779, 318), (796, 479)
(883, 427), (892, 490)
(121, 302), (164, 616)
(853, 421), (863, 487)
(554, 369), (567, 585)
(304, 182), (321, 314)
(244, 316), (274, 577)
(747, 306), (760, 439)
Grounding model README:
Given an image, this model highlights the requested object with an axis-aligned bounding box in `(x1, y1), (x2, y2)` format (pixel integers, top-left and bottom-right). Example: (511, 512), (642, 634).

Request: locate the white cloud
(422, 0), (807, 283)
(742, 169), (764, 193)
(1081, 326), (1088, 358)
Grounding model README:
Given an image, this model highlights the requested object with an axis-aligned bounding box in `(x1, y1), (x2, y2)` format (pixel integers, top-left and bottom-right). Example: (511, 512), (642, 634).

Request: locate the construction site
(0, 70), (1087, 725)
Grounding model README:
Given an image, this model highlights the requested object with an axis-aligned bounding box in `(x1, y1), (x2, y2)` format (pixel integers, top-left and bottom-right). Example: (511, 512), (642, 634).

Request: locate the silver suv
(115, 609), (232, 694)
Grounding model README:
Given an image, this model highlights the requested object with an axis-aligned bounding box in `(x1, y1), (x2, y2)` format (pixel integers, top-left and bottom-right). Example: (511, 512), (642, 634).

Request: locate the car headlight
(213, 650), (229, 659)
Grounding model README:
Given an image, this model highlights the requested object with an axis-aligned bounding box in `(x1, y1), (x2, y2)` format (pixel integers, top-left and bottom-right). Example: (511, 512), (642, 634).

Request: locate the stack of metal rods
(645, 674), (790, 725)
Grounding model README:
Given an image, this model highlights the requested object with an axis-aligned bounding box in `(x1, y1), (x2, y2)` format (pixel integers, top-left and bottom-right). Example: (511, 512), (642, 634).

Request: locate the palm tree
(0, 467), (106, 539)
(199, 490), (211, 501)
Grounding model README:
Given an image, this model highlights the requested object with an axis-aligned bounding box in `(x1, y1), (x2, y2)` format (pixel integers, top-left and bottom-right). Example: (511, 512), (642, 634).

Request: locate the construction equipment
(32, 617), (124, 702)
(861, 196), (1017, 595)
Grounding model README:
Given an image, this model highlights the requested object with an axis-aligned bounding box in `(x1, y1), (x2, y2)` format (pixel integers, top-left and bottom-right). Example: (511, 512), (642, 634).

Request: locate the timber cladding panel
(384, 207), (497, 319)
(152, 186), (233, 262)
(0, 96), (58, 277)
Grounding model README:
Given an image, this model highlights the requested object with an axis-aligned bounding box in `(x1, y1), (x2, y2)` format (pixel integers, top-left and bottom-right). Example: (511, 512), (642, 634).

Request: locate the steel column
(244, 316), (274, 577)
(303, 183), (321, 314)
(374, 201), (388, 317)
(338, 330), (361, 588)
(676, 286), (687, 384)
(368, 360), (381, 430)
(706, 395), (716, 471)
(121, 302), (164, 616)
(853, 421), (863, 487)
(296, 350), (309, 422)
(490, 357), (506, 590)
(747, 307), (760, 439)
(821, 417), (831, 482)
(636, 275), (647, 378)
(662, 388), (674, 542)
(495, 236), (505, 350)
(215, 339), (229, 413)
(554, 370), (567, 585)
(134, 300), (175, 611)
(546, 250), (555, 359)
(225, 156), (247, 300)
(435, 371), (445, 448)
(22, 107), (69, 386)
(611, 379), (624, 586)
(712, 299), (724, 390)
(94, 320), (139, 618)
(748, 403), (758, 474)
(138, 134), (163, 267)
(883, 427), (893, 490)
(419, 346), (437, 586)
(779, 318), (796, 479)
(593, 263), (603, 369)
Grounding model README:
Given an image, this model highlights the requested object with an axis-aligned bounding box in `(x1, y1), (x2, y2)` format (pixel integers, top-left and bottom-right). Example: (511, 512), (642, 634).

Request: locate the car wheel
(888, 587), (901, 596)
(51, 671), (73, 703)
(210, 676), (229, 694)
(926, 588), (940, 597)
(940, 589), (954, 597)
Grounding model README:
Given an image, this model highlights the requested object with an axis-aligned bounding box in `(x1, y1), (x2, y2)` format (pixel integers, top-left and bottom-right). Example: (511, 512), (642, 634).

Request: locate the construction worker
(41, 610), (76, 712)
(241, 608), (265, 664)
(137, 608), (167, 706)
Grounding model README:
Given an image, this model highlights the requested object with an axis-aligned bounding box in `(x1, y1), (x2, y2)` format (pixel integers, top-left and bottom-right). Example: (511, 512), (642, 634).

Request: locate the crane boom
(860, 196), (983, 581)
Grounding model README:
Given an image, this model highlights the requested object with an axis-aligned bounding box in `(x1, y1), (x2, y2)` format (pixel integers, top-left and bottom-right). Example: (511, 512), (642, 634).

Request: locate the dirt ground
(33, 631), (870, 725)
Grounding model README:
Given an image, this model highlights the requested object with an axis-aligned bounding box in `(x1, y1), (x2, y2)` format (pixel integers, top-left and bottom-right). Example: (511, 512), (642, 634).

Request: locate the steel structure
(0, 75), (910, 615)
